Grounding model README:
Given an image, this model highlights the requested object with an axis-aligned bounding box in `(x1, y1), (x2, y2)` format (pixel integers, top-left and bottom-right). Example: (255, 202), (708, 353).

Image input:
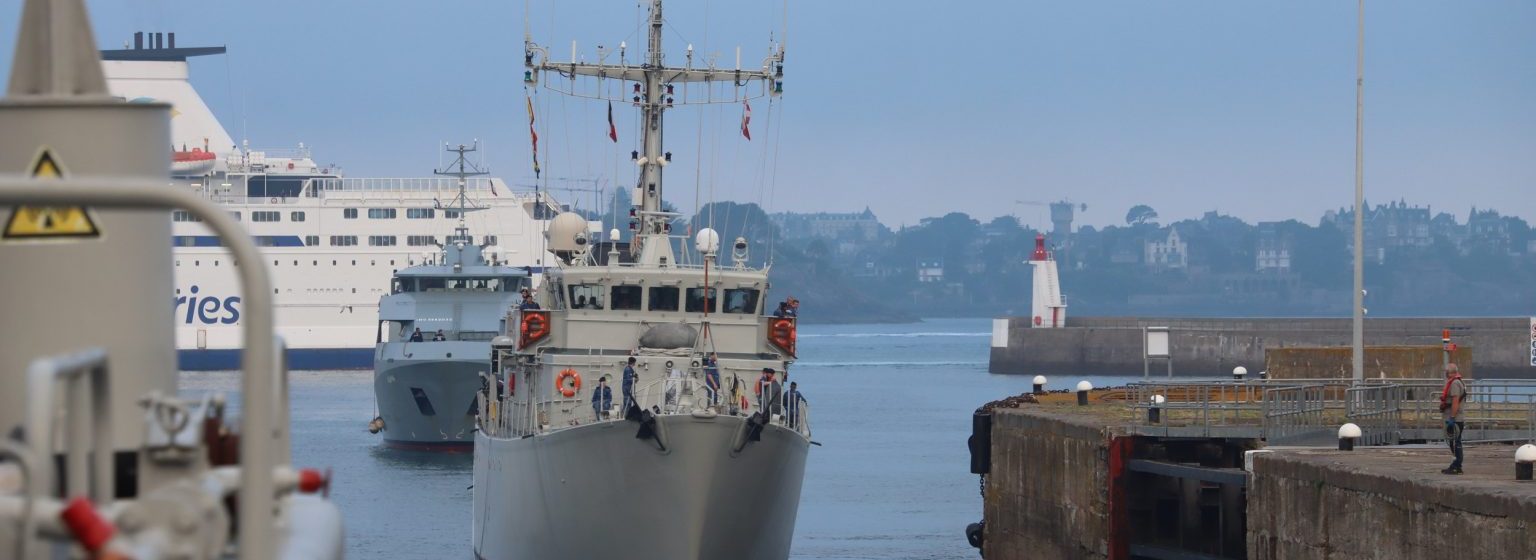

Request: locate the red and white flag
(607, 101), (618, 142)
(740, 100), (752, 141)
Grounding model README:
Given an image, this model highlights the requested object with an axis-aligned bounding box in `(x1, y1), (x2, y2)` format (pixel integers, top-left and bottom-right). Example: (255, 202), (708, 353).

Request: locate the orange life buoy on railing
(556, 368), (582, 398)
(767, 318), (796, 357)
(520, 310), (550, 349)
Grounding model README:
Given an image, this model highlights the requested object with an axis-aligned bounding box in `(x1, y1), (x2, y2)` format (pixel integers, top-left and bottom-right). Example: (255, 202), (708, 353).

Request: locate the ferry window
(368, 235), (397, 247)
(444, 210), (462, 219)
(611, 285), (642, 310)
(407, 235), (438, 247)
(291, 211), (306, 222)
(229, 211), (241, 221)
(343, 208), (358, 219)
(304, 235), (319, 246)
(648, 287), (680, 312)
(368, 208), (397, 219)
(172, 210), (201, 222)
(484, 235), (498, 245)
(330, 235), (358, 247)
(722, 288), (760, 314)
(252, 211), (280, 222)
(685, 287), (717, 313)
(569, 284), (605, 309)
(407, 208), (435, 219)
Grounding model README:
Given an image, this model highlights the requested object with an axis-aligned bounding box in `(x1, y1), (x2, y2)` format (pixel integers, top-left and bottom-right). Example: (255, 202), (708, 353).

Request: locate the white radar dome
(546, 212), (590, 251)
(695, 228), (721, 254)
(610, 228), (622, 242)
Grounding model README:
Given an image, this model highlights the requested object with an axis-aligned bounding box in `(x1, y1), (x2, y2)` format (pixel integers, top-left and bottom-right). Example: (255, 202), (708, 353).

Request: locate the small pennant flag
(740, 100), (752, 141)
(526, 95), (541, 178)
(607, 101), (618, 143)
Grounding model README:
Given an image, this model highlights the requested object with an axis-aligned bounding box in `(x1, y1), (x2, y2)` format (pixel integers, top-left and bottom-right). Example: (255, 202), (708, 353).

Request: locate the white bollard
(1076, 380), (1093, 406)
(1338, 423), (1362, 451)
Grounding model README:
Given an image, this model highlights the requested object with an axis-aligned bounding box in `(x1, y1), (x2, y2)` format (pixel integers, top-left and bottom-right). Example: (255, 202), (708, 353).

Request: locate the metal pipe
(1351, 0), (1365, 383)
(0, 177), (278, 560)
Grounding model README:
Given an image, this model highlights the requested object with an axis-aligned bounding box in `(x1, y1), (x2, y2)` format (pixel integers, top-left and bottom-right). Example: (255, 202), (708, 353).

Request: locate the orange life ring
(556, 368), (582, 398)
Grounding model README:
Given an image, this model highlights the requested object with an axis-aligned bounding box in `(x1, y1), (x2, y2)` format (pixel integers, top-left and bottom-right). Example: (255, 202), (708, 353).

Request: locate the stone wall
(990, 316), (1533, 379)
(1265, 346), (1473, 379)
(1247, 450), (1536, 559)
(983, 408), (1123, 559)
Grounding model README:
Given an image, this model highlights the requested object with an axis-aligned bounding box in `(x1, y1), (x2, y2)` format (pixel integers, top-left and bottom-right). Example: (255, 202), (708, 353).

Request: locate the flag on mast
(526, 95), (541, 178)
(607, 101), (618, 142)
(740, 100), (752, 141)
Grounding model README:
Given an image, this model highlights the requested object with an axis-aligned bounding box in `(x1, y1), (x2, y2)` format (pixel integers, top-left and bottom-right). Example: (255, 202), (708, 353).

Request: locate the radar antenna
(524, 0), (784, 266)
(435, 141), (490, 245)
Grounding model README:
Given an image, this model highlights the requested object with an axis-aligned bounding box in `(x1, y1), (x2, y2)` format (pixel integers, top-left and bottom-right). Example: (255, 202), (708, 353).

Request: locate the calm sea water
(180, 318), (1141, 559)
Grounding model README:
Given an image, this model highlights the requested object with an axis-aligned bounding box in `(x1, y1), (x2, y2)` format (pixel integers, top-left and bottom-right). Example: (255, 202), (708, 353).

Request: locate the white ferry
(102, 34), (565, 370)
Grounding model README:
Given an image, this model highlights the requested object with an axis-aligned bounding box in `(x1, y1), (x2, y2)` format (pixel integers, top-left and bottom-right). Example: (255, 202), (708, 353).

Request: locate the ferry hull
(472, 414), (808, 560)
(374, 358), (484, 447)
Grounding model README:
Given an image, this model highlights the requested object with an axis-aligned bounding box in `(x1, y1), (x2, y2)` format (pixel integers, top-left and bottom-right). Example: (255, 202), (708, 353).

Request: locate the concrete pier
(974, 402), (1536, 560)
(1248, 447), (1536, 559)
(989, 316), (1535, 379)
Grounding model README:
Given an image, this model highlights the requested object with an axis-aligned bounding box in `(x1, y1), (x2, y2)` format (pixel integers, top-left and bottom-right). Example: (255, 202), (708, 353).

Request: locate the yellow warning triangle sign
(3, 149), (100, 240)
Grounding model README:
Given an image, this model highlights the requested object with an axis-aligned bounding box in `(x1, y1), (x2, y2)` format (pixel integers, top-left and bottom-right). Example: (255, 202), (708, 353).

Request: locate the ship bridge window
(407, 208), (435, 219)
(569, 284), (605, 309)
(722, 288), (760, 314)
(648, 287), (680, 312)
(503, 277), (531, 292)
(419, 277), (447, 291)
(685, 287), (717, 313)
(392, 278), (416, 293)
(611, 285), (642, 310)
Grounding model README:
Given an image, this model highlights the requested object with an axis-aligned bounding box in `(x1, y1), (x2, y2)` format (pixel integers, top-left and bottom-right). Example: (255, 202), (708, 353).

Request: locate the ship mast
(435, 141), (489, 246)
(524, 0), (784, 267)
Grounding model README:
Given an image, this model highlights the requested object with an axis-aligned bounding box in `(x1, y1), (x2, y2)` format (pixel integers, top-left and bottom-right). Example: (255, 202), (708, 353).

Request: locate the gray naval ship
(472, 2), (807, 558)
(370, 143), (534, 450)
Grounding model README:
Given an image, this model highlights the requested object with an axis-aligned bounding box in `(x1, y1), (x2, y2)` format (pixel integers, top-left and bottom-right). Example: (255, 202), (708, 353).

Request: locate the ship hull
(472, 414), (809, 560)
(373, 357), (484, 447)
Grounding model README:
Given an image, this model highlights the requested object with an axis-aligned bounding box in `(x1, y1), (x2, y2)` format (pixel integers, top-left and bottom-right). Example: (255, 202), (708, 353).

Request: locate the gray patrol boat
(371, 143), (534, 450)
(473, 3), (808, 558)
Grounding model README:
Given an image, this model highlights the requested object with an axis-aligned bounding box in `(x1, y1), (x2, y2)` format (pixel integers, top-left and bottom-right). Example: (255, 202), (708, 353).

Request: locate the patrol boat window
(612, 285), (642, 310)
(649, 287), (681, 312)
(569, 284), (605, 309)
(685, 287), (717, 313)
(722, 288), (760, 314)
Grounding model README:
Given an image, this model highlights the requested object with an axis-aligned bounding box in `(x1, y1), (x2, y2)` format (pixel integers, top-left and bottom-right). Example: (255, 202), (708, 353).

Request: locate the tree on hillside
(1125, 204), (1159, 226)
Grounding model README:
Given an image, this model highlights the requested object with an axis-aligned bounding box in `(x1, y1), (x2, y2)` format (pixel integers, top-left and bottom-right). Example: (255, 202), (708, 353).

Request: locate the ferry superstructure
(100, 35), (565, 370)
(473, 3), (809, 558)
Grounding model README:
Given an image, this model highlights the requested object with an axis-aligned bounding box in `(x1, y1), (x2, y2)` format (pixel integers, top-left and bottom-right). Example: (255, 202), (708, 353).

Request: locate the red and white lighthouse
(1029, 234), (1066, 328)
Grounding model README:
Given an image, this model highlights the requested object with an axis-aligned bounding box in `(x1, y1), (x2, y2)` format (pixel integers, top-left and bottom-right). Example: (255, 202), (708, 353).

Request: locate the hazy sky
(2, 1), (1532, 229)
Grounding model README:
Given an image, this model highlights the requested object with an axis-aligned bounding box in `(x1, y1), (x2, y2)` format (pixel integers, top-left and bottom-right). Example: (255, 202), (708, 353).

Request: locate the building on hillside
(1255, 222), (1293, 273)
(1322, 200), (1431, 263)
(1466, 208), (1512, 254)
(1145, 227), (1188, 269)
(771, 208), (885, 243)
(916, 260), (944, 283)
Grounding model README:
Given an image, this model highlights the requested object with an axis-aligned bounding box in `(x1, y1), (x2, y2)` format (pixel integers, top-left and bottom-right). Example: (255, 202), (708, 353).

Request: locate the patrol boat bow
(371, 143), (533, 449)
(472, 2), (808, 558)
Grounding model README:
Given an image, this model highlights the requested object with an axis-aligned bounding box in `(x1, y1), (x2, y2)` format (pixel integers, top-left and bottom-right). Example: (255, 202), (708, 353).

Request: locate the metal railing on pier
(1124, 377), (1536, 446)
